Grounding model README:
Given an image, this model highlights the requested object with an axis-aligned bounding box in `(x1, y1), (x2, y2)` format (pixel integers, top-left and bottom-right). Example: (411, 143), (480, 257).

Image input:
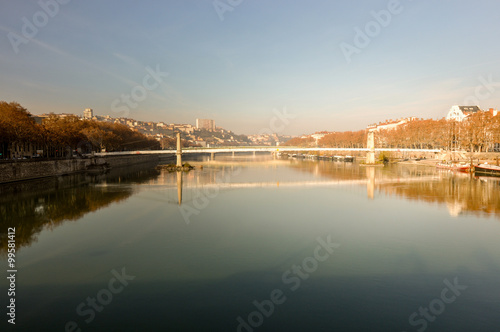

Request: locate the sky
(1, 0), (500, 135)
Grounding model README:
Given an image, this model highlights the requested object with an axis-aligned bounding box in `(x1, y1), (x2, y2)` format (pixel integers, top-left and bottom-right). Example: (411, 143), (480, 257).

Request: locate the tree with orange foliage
(282, 136), (315, 147)
(0, 101), (41, 158)
(319, 130), (366, 148)
(0, 101), (160, 158)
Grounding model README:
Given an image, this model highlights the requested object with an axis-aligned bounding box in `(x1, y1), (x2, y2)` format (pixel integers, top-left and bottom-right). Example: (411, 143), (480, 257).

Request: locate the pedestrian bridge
(95, 146), (441, 157)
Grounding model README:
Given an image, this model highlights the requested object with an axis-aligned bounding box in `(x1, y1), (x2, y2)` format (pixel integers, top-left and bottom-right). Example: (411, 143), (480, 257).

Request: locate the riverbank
(0, 154), (169, 184)
(396, 152), (500, 167)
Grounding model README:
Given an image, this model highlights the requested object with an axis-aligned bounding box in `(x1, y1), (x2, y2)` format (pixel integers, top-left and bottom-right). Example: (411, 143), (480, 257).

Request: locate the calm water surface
(1, 157), (500, 331)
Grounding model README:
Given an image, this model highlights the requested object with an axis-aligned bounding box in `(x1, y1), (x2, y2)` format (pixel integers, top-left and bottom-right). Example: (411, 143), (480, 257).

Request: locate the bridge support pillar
(366, 166), (375, 200)
(366, 131), (376, 164)
(177, 170), (182, 205)
(176, 133), (182, 167)
(253, 151), (256, 158)
(211, 152), (214, 161)
(232, 151), (235, 158)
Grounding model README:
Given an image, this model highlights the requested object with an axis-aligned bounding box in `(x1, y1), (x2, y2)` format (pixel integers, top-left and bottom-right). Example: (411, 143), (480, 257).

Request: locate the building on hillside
(367, 117), (417, 131)
(196, 118), (215, 131)
(310, 131), (332, 144)
(83, 108), (93, 119)
(174, 124), (195, 134)
(40, 113), (76, 119)
(488, 108), (499, 117)
(195, 141), (207, 147)
(31, 114), (50, 124)
(446, 105), (481, 122)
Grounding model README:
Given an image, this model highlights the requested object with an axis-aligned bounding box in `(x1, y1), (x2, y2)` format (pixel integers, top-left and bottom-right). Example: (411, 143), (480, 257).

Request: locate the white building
(83, 108), (93, 119)
(367, 117), (417, 131)
(445, 105), (481, 122)
(311, 133), (329, 143)
(196, 118), (215, 131)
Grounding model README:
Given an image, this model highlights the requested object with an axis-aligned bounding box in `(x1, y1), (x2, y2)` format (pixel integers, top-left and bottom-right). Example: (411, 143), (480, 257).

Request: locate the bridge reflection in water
(3, 159), (499, 256)
(159, 159), (500, 219)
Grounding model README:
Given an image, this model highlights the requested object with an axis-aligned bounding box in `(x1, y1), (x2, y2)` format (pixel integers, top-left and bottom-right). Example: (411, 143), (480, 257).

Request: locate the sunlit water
(1, 156), (500, 331)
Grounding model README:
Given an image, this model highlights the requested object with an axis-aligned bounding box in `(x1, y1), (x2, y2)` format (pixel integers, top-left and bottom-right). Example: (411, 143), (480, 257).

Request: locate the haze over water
(1, 157), (499, 331)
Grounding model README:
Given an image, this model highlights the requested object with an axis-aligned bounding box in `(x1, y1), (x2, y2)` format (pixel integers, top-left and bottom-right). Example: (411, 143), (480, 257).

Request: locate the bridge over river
(94, 132), (441, 164)
(95, 146), (441, 157)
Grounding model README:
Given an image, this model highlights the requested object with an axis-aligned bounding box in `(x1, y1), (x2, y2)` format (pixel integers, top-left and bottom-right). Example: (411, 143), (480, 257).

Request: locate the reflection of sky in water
(9, 161), (500, 287)
(2, 160), (500, 331)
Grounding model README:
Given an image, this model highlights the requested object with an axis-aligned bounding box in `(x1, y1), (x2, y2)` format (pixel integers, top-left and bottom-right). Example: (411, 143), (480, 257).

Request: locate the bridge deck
(95, 147), (441, 156)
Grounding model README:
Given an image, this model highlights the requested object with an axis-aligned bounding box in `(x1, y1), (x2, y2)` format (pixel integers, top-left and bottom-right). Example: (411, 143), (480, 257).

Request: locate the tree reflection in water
(2, 160), (499, 257)
(292, 160), (500, 218)
(0, 163), (160, 256)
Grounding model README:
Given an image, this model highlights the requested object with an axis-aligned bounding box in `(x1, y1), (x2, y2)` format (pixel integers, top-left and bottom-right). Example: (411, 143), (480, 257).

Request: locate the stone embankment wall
(0, 154), (160, 183)
(104, 154), (160, 168)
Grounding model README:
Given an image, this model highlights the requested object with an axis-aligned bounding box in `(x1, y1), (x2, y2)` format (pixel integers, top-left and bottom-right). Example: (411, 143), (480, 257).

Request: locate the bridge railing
(93, 147), (441, 157)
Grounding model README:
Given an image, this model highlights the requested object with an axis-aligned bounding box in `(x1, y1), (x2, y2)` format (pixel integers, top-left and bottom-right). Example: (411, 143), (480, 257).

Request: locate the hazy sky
(1, 0), (500, 135)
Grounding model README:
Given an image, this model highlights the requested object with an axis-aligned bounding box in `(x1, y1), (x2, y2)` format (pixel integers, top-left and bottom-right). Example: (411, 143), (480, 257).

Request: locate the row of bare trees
(0, 101), (160, 159)
(282, 131), (367, 148)
(319, 130), (366, 148)
(376, 113), (500, 151)
(281, 136), (315, 147)
(283, 113), (500, 152)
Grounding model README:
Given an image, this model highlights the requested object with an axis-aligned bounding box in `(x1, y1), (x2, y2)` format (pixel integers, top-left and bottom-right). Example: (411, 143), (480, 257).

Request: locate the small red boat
(436, 163), (471, 172)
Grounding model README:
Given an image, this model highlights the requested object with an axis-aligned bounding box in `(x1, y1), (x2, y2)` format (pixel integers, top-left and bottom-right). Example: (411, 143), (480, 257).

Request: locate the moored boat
(474, 164), (500, 176)
(436, 163), (470, 172)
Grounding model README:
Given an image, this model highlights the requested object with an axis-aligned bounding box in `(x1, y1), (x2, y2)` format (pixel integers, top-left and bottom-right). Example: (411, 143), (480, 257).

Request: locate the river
(1, 156), (499, 331)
